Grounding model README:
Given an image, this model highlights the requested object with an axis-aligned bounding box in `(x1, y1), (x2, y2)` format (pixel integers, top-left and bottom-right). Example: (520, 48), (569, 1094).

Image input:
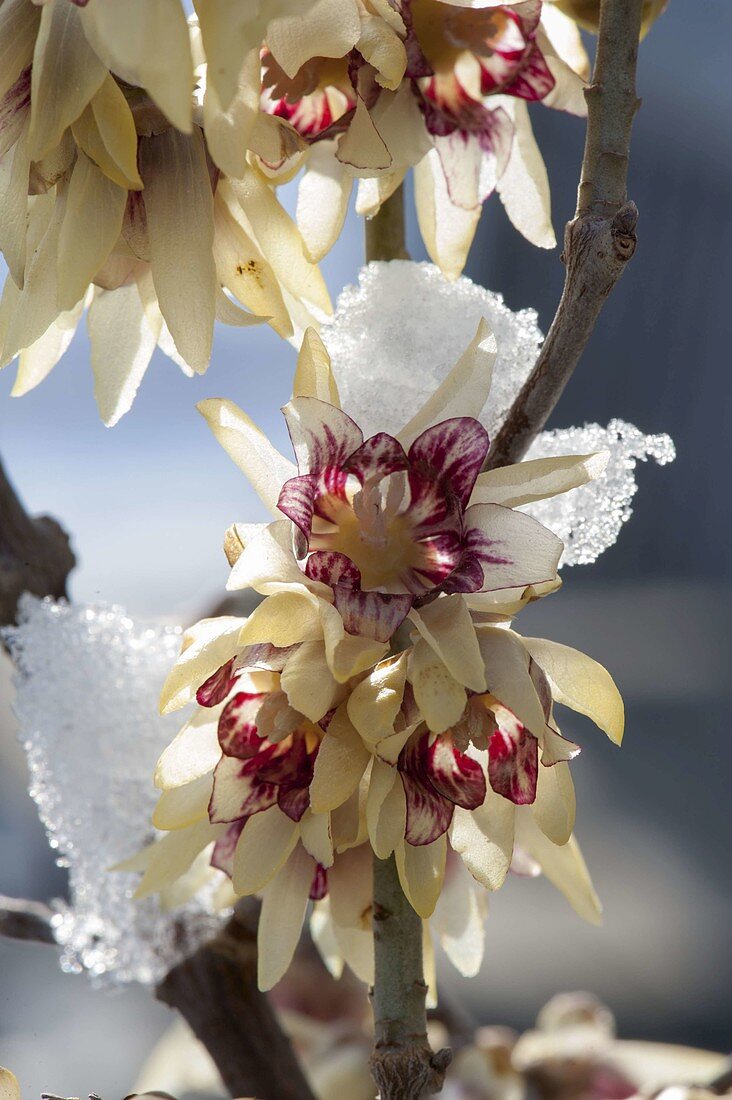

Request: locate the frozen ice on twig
(323, 260), (542, 439)
(5, 598), (226, 987)
(526, 421), (676, 566)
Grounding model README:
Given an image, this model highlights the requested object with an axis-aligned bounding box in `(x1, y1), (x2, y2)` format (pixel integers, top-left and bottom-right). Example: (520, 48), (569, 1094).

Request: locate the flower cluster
(0, 0), (588, 419)
(130, 322), (624, 990)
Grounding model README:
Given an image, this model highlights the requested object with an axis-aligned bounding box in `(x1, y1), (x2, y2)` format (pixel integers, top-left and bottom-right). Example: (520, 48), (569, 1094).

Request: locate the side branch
(0, 894), (57, 944)
(370, 854), (451, 1099)
(486, 0), (644, 469)
(0, 456), (75, 627)
(156, 904), (316, 1100)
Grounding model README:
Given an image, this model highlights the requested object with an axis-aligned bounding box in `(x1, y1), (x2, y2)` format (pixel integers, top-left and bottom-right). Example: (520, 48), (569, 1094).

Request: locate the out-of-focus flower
(548, 0), (668, 39)
(260, 0), (589, 274)
(0, 0), (329, 423)
(0, 1067), (20, 1100)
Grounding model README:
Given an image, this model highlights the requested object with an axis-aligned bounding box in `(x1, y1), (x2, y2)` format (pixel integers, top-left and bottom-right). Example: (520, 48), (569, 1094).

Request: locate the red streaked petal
(305, 549), (360, 588)
(411, 530), (463, 587)
(400, 769), (455, 846)
(488, 718), (538, 805)
(209, 754), (278, 823)
(278, 473), (316, 542)
(409, 417), (490, 508)
(440, 550), (485, 595)
(426, 736), (486, 811)
(309, 863), (328, 901)
(218, 692), (267, 759)
(238, 642), (298, 673)
(499, 43), (555, 102)
(197, 657), (238, 707)
(211, 818), (246, 876)
(278, 783), (311, 822)
(346, 432), (408, 484)
(332, 586), (413, 643)
(283, 396), (363, 475)
(257, 735), (312, 786)
(313, 465), (351, 524)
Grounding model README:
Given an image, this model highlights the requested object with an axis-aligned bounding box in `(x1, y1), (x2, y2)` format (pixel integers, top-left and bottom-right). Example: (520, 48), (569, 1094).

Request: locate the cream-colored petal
(536, 26), (588, 116)
(450, 785), (515, 892)
(29, 0), (107, 161)
(496, 99), (555, 249)
(309, 903), (345, 979)
(267, 0), (361, 79)
(192, 0), (252, 109)
(226, 518), (313, 594)
(203, 48), (260, 178)
(540, 4), (590, 79)
(280, 639), (340, 722)
(87, 283), (158, 426)
(197, 398), (296, 514)
(336, 96), (391, 175)
(414, 148), (480, 280)
(213, 191), (292, 337)
(57, 152), (127, 311)
(327, 843), (372, 930)
(292, 326), (340, 405)
(215, 287), (267, 328)
(395, 835), (447, 919)
(224, 172), (332, 316)
(238, 590), (322, 649)
(152, 772), (213, 830)
(72, 74), (143, 191)
(432, 857), (486, 978)
(159, 615), (247, 714)
(515, 809), (601, 925)
(154, 708), (222, 790)
(296, 141), (352, 264)
(472, 452), (609, 508)
(258, 844), (314, 990)
(130, 819), (224, 899)
(300, 809), (334, 868)
(310, 709), (371, 813)
(0, 1067), (20, 1100)
(319, 601), (389, 683)
(139, 127), (216, 374)
(0, 0), (39, 103)
(347, 652), (408, 745)
(367, 758), (406, 859)
(409, 595), (486, 694)
(232, 806), (299, 895)
(398, 319), (496, 445)
(476, 626), (546, 734)
(80, 0), (194, 133)
(332, 921), (374, 985)
(423, 921), (437, 1008)
(0, 115), (31, 287)
(523, 636), (624, 745)
(13, 298), (83, 396)
(408, 637), (466, 735)
(532, 760), (576, 846)
(356, 12), (407, 90)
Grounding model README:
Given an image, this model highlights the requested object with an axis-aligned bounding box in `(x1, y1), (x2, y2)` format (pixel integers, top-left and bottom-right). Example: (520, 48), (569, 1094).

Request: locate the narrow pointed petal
(300, 810), (333, 868)
(0, 110), (31, 288)
(203, 48), (259, 178)
(13, 299), (83, 397)
(367, 758), (406, 859)
(296, 140), (353, 264)
(29, 1), (106, 161)
(476, 626), (547, 734)
(395, 835), (447, 919)
(87, 284), (160, 426)
(450, 785), (515, 892)
(258, 844), (314, 990)
(532, 759), (576, 845)
(399, 320), (497, 447)
(131, 819), (223, 899)
(232, 805), (299, 895)
(139, 127), (216, 374)
(496, 100), (555, 249)
(155, 709), (222, 790)
(293, 326), (340, 405)
(57, 153), (127, 311)
(472, 452), (609, 508)
(159, 615), (247, 714)
(523, 637), (624, 745)
(515, 809), (601, 925)
(0, 0), (39, 104)
(152, 772), (213, 830)
(197, 398), (296, 514)
(310, 709), (370, 813)
(414, 148), (481, 280)
(432, 859), (486, 978)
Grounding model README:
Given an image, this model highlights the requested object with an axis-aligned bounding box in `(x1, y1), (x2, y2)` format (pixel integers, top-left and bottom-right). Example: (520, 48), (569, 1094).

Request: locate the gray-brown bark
(486, 0), (644, 470)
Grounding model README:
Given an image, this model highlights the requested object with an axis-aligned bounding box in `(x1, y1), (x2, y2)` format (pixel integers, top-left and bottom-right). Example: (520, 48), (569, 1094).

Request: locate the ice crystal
(5, 598), (226, 987)
(527, 421), (676, 566)
(323, 260), (542, 439)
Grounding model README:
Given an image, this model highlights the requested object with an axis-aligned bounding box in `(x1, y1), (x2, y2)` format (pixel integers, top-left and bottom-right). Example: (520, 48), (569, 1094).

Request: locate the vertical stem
(365, 191), (450, 1098)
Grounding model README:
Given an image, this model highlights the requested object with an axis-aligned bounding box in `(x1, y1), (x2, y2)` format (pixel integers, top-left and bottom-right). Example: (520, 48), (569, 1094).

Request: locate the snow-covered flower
(0, 0), (329, 423)
(260, 0), (589, 274)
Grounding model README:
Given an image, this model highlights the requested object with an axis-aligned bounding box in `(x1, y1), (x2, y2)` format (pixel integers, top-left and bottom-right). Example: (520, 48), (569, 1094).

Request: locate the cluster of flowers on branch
(126, 321), (624, 991)
(0, 0), (589, 421)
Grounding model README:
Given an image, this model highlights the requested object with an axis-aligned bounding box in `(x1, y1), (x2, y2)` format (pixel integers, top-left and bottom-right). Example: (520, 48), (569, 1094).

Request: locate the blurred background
(1, 2), (731, 1094)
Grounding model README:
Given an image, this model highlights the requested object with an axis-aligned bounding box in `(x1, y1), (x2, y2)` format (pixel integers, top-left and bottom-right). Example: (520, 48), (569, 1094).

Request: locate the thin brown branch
(486, 0), (644, 469)
(0, 894), (57, 944)
(0, 455), (75, 627)
(156, 902), (316, 1100)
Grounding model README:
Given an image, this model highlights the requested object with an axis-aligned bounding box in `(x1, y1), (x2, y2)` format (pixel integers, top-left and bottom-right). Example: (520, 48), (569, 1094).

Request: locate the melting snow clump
(323, 260), (542, 439)
(527, 421), (676, 566)
(5, 598), (226, 987)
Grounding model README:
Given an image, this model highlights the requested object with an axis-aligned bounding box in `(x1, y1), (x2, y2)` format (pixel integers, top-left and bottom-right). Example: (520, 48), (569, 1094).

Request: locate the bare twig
(156, 902), (316, 1100)
(486, 0), (644, 469)
(0, 455), (75, 627)
(370, 855), (451, 1099)
(0, 894), (57, 944)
